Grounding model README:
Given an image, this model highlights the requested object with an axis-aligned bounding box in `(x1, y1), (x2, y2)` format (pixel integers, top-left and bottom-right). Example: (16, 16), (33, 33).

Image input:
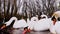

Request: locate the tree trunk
(14, 0), (18, 16)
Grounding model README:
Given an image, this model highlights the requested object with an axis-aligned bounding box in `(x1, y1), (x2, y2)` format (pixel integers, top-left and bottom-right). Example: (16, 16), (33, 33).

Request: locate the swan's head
(31, 17), (38, 21)
(41, 15), (48, 19)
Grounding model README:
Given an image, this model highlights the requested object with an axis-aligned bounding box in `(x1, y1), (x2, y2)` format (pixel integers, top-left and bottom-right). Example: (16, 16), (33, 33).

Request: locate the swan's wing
(49, 26), (56, 34)
(55, 21), (60, 34)
(13, 19), (27, 28)
(34, 18), (51, 31)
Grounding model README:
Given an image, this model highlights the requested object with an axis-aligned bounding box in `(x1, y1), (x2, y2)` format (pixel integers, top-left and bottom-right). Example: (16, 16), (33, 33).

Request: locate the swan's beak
(0, 24), (6, 29)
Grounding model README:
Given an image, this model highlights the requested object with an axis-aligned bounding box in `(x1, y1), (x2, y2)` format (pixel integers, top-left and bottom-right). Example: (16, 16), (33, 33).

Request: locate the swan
(33, 18), (52, 31)
(30, 15), (52, 31)
(27, 15), (54, 32)
(55, 21), (60, 34)
(2, 17), (27, 29)
(49, 11), (60, 34)
(27, 16), (38, 30)
(50, 17), (60, 34)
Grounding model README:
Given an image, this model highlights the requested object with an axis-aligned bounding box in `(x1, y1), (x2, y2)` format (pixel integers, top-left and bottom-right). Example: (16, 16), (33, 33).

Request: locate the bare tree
(10, 4), (14, 17)
(35, 0), (42, 18)
(4, 0), (6, 16)
(4, 0), (6, 18)
(22, 1), (27, 20)
(6, 0), (10, 19)
(0, 0), (1, 12)
(6, 0), (10, 15)
(0, 0), (3, 24)
(0, 0), (2, 18)
(42, 0), (56, 17)
(14, 0), (18, 16)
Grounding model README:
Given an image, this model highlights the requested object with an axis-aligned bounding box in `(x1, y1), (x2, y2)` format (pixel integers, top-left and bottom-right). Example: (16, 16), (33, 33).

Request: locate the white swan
(50, 18), (60, 34)
(26, 15), (55, 32)
(27, 17), (38, 30)
(55, 21), (60, 34)
(33, 18), (52, 31)
(29, 15), (53, 31)
(4, 17), (27, 28)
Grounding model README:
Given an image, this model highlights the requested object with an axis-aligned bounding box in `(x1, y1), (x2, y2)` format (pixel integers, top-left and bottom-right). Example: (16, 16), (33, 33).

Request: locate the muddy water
(0, 28), (51, 34)
(11, 29), (51, 34)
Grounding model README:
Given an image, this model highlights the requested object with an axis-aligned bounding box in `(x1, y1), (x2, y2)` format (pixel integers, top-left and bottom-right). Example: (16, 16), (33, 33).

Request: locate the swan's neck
(8, 17), (17, 23)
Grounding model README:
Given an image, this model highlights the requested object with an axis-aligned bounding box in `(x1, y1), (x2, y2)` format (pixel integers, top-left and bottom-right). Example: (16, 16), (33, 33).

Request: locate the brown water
(0, 28), (51, 34)
(11, 29), (51, 34)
